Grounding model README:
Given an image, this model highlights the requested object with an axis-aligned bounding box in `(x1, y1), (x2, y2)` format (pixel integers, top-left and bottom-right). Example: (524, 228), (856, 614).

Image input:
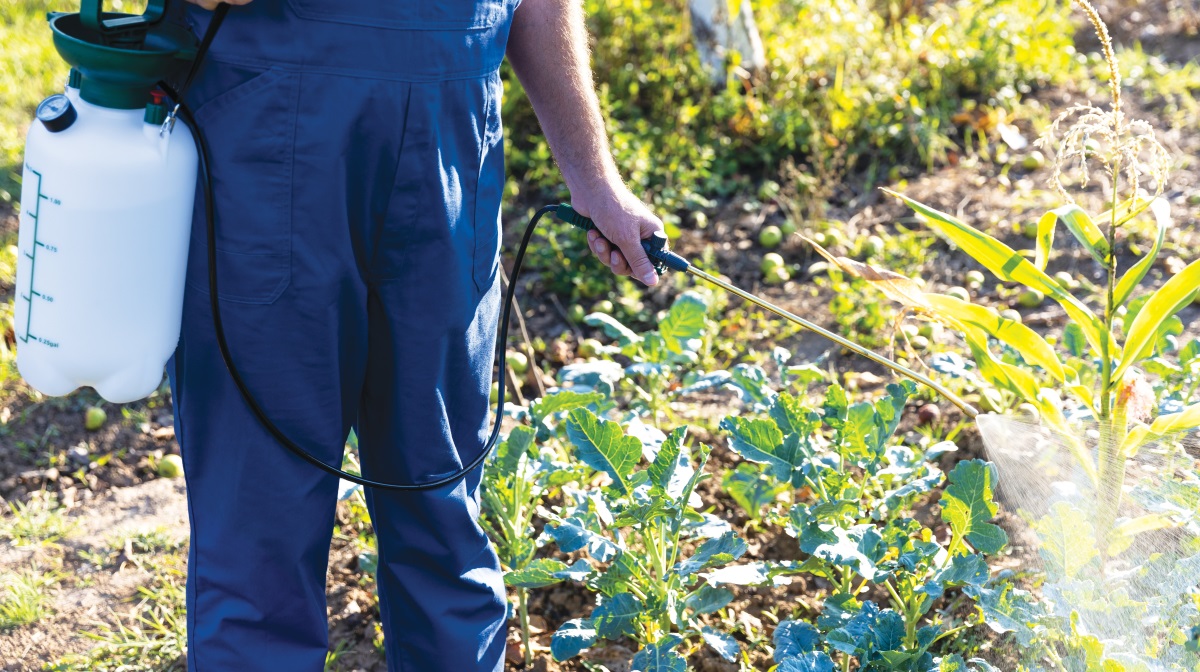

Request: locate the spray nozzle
(553, 203), (690, 275)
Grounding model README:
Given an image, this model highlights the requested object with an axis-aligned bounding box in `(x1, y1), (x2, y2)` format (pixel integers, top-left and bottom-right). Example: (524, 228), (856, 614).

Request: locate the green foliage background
(502, 0), (1076, 215)
(0, 0), (1075, 208)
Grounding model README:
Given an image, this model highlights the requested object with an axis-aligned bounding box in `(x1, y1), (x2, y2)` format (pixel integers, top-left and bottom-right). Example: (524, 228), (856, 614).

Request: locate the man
(172, 0), (663, 669)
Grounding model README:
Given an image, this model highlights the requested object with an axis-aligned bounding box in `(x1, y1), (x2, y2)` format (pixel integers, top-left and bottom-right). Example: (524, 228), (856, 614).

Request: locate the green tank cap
(49, 0), (197, 110)
(144, 101), (167, 126)
(67, 68), (82, 89)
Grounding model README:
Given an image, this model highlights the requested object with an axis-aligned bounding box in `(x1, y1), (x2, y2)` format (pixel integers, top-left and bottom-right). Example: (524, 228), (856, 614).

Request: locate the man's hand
(507, 0), (664, 287)
(574, 187), (662, 286)
(185, 0), (252, 9)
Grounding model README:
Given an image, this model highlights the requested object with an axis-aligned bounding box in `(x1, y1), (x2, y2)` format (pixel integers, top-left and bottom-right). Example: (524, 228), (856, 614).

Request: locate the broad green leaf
(677, 530), (747, 576)
(774, 620), (821, 659)
(584, 312), (642, 346)
(504, 558), (570, 588)
(966, 583), (1042, 647)
(630, 635), (686, 672)
(1032, 501), (1097, 580)
(684, 584), (733, 615)
(592, 593), (642, 639)
(720, 416), (786, 470)
(1038, 204), (1110, 269)
(1114, 197), (1170, 307)
(1116, 255), (1200, 381)
(647, 426), (690, 497)
(551, 618), (597, 661)
(883, 189), (1111, 358)
(700, 626), (739, 662)
(778, 652), (836, 672)
(1121, 403), (1200, 456)
(659, 292), (708, 354)
(941, 460), (1008, 555)
(530, 390), (604, 426)
(495, 425), (535, 475)
(549, 517), (619, 562)
(925, 293), (1065, 380)
(565, 409), (641, 493)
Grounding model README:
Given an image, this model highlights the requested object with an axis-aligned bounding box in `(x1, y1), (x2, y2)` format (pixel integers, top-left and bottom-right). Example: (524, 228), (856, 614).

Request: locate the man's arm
(507, 0), (662, 286)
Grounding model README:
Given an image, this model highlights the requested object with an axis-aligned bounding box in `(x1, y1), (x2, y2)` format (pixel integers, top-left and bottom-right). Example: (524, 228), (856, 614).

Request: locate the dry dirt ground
(1, 6), (1198, 671)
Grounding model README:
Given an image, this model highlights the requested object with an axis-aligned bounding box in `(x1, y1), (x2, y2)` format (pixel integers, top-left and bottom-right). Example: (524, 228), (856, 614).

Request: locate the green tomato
(592, 300), (614, 315)
(490, 382), (499, 403)
(965, 270), (986, 288)
(157, 454), (184, 479)
(1000, 308), (1023, 323)
(1022, 150), (1046, 170)
(900, 323), (920, 338)
(761, 253), (785, 273)
(764, 266), (790, 285)
(759, 225), (783, 249)
(567, 304), (586, 322)
(918, 322), (937, 339)
(946, 286), (971, 303)
(862, 235), (885, 258)
(1017, 289), (1045, 308)
(1188, 194), (1200, 206)
(505, 351), (529, 374)
(1053, 271), (1076, 290)
(909, 335), (930, 350)
(691, 211), (709, 229)
(1022, 221), (1039, 239)
(779, 219), (798, 236)
(84, 406), (106, 432)
(579, 338), (602, 358)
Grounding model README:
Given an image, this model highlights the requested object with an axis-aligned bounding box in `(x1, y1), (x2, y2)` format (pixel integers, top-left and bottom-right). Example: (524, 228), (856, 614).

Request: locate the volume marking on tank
(18, 165), (58, 347)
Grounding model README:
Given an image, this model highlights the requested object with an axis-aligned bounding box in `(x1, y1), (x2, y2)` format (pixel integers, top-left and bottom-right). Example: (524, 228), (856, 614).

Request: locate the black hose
(159, 7), (552, 489)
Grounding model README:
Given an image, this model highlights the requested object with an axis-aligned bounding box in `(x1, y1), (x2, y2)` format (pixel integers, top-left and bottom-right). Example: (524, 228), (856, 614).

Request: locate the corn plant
(812, 0), (1193, 559)
(714, 381), (1004, 671)
(809, 3), (1200, 667)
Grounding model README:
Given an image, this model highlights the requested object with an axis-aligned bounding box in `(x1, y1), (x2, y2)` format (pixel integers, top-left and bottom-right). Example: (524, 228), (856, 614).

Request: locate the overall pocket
(187, 65), (298, 305)
(287, 0), (505, 31)
(472, 73), (504, 293)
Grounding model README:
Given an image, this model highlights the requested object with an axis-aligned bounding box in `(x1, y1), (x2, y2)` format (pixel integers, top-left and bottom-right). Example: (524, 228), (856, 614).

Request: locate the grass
(48, 553), (188, 672)
(0, 565), (61, 629)
(1, 492), (74, 546)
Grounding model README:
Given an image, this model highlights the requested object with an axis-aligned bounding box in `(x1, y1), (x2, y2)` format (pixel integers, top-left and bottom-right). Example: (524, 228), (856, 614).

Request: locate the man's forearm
(506, 0), (621, 200)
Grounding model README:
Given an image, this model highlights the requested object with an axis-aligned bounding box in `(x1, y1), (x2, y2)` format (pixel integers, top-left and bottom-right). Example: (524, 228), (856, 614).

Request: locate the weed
(2, 492), (73, 546)
(0, 566), (60, 629)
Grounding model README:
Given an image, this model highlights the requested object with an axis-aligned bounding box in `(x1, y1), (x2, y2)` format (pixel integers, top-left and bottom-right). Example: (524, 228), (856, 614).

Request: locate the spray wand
(552, 204), (980, 419)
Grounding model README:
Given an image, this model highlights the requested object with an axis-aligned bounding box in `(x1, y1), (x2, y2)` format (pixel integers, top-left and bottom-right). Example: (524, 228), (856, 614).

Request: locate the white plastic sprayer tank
(15, 97), (197, 403)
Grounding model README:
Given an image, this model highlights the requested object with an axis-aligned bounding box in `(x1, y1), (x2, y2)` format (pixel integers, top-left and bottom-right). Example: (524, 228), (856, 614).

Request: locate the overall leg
(170, 64), (408, 671)
(357, 73), (508, 672)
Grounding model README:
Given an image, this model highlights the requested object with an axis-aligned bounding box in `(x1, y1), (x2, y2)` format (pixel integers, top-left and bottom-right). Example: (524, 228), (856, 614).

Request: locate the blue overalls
(167, 2), (517, 669)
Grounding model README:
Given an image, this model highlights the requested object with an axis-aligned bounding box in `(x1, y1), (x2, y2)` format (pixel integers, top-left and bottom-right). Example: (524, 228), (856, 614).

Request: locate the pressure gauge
(37, 94), (77, 133)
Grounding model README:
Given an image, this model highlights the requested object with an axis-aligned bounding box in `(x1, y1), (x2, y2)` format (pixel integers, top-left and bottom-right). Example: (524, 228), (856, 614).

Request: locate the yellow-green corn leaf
(1107, 513), (1177, 557)
(1115, 256), (1200, 382)
(1121, 403), (1200, 457)
(925, 294), (1065, 381)
(1037, 204), (1109, 270)
(883, 189), (1112, 360)
(1113, 197), (1171, 308)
